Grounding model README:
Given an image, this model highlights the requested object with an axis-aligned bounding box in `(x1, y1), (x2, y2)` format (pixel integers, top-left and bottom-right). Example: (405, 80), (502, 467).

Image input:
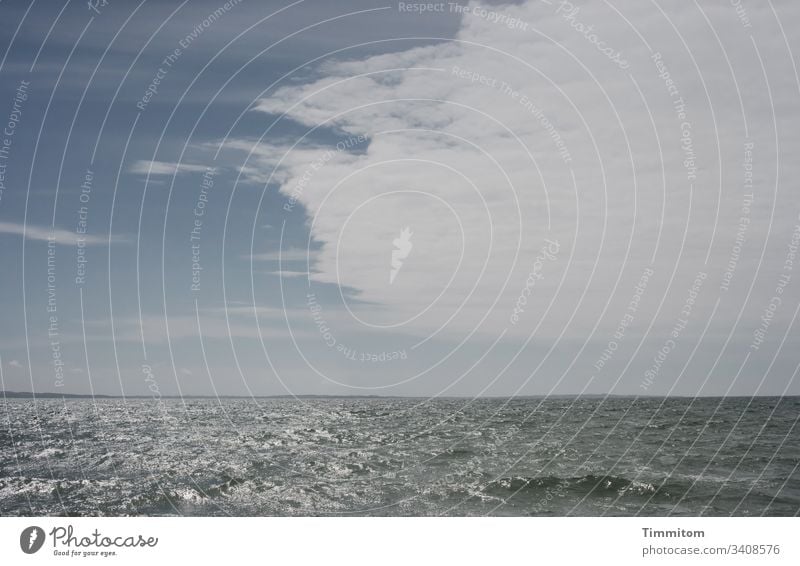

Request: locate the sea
(1, 396), (798, 516)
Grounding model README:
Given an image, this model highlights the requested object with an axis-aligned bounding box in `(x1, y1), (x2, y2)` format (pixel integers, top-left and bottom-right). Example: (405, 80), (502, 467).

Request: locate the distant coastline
(1, 390), (796, 400)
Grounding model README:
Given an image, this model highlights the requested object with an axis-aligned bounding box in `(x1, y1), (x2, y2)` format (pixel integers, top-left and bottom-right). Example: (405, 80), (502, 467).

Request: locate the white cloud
(225, 0), (800, 348)
(204, 305), (295, 318)
(260, 270), (312, 279)
(87, 311), (313, 343)
(245, 247), (318, 262)
(128, 160), (210, 176)
(0, 222), (124, 246)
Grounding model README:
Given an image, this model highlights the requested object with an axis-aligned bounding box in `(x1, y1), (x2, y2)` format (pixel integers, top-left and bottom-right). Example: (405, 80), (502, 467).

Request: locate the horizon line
(2, 390), (797, 400)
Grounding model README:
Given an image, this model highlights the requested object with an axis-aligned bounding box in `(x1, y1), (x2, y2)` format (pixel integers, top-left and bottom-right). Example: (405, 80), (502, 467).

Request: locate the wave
(483, 474), (672, 499)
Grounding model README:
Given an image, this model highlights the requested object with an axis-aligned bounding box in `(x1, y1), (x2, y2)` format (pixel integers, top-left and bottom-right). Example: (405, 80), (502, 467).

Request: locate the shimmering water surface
(1, 397), (798, 516)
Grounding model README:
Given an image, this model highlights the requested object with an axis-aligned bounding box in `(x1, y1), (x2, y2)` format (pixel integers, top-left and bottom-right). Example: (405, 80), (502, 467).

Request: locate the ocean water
(1, 396), (798, 516)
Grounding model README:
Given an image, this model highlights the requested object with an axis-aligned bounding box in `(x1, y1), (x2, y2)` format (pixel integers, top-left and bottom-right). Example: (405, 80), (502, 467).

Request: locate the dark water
(1, 397), (798, 516)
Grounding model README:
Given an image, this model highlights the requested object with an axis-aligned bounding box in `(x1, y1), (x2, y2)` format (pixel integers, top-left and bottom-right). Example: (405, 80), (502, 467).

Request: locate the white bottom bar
(1, 517), (796, 565)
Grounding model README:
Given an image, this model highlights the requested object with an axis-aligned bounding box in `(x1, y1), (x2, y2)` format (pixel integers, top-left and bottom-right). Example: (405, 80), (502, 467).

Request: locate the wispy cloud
(245, 247), (318, 262)
(0, 222), (124, 246)
(86, 312), (313, 343)
(128, 160), (211, 176)
(264, 270), (311, 278)
(204, 305), (293, 318)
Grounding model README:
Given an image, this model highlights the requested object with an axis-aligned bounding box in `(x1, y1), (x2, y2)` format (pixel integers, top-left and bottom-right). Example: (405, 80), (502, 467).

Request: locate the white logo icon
(390, 227), (413, 284)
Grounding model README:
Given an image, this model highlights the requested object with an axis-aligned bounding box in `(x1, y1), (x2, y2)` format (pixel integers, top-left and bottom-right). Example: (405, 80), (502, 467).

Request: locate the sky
(0, 0), (799, 397)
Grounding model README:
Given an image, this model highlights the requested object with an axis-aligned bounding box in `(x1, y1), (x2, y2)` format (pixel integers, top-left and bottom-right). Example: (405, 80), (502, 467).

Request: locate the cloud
(87, 311), (314, 344)
(264, 270), (312, 278)
(245, 247), (318, 262)
(204, 305), (295, 318)
(128, 160), (211, 176)
(8, 360), (22, 368)
(222, 0), (800, 347)
(0, 222), (124, 246)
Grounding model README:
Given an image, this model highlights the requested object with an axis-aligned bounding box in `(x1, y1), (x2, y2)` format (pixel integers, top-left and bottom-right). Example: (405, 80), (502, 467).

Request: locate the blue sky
(1, 0), (799, 397)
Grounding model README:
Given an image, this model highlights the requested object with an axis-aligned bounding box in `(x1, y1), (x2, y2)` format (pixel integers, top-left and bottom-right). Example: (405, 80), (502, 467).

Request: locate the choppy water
(1, 397), (798, 516)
